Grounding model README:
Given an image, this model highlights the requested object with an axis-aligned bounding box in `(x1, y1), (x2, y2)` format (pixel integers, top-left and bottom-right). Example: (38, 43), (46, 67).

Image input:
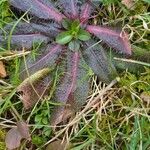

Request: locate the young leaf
(78, 29), (91, 41)
(68, 40), (80, 51)
(62, 18), (71, 29)
(10, 0), (64, 22)
(56, 31), (73, 45)
(86, 25), (132, 55)
(71, 19), (80, 33)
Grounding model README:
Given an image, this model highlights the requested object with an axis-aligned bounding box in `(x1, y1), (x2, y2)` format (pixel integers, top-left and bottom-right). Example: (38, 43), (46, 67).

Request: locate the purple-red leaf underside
(82, 40), (117, 83)
(51, 51), (90, 125)
(0, 22), (60, 38)
(55, 51), (79, 103)
(20, 44), (62, 80)
(51, 51), (80, 126)
(0, 34), (49, 49)
(10, 0), (64, 22)
(86, 25), (132, 55)
(80, 1), (92, 23)
(58, 0), (79, 19)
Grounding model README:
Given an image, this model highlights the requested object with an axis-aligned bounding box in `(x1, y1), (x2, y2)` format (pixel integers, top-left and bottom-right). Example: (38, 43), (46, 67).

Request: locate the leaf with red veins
(86, 25), (132, 55)
(51, 51), (79, 126)
(56, 52), (79, 103)
(20, 44), (62, 80)
(18, 44), (62, 109)
(51, 51), (90, 126)
(57, 0), (79, 19)
(80, 1), (93, 23)
(0, 22), (60, 38)
(82, 40), (117, 83)
(0, 33), (50, 50)
(10, 0), (64, 22)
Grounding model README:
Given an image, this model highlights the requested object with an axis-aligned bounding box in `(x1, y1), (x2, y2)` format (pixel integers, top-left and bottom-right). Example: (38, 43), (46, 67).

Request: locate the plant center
(56, 19), (91, 51)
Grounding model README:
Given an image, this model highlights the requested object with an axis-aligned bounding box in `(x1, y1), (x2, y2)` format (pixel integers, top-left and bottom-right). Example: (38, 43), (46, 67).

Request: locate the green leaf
(71, 19), (80, 33)
(68, 40), (80, 51)
(143, 0), (150, 4)
(78, 29), (91, 41)
(35, 115), (42, 122)
(56, 31), (73, 45)
(62, 18), (71, 29)
(42, 118), (48, 125)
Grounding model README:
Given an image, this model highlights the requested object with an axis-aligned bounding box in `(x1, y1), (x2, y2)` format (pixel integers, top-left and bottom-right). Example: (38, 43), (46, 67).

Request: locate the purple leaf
(51, 51), (90, 125)
(55, 51), (79, 103)
(10, 0), (64, 22)
(68, 59), (90, 110)
(57, 0), (79, 19)
(82, 40), (117, 83)
(86, 25), (132, 55)
(1, 22), (60, 38)
(51, 51), (80, 125)
(20, 44), (62, 80)
(80, 1), (93, 23)
(0, 34), (50, 50)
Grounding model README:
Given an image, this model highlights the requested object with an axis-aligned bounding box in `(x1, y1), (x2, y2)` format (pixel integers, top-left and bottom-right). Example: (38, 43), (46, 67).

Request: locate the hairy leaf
(20, 44), (62, 80)
(86, 25), (132, 55)
(57, 0), (79, 19)
(10, 0), (64, 22)
(55, 52), (80, 103)
(82, 40), (117, 83)
(0, 21), (60, 38)
(0, 33), (50, 49)
(80, 1), (93, 23)
(51, 51), (90, 125)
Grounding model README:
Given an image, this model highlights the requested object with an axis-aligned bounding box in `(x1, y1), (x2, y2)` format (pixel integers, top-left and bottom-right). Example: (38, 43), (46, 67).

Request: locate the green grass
(0, 0), (150, 149)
